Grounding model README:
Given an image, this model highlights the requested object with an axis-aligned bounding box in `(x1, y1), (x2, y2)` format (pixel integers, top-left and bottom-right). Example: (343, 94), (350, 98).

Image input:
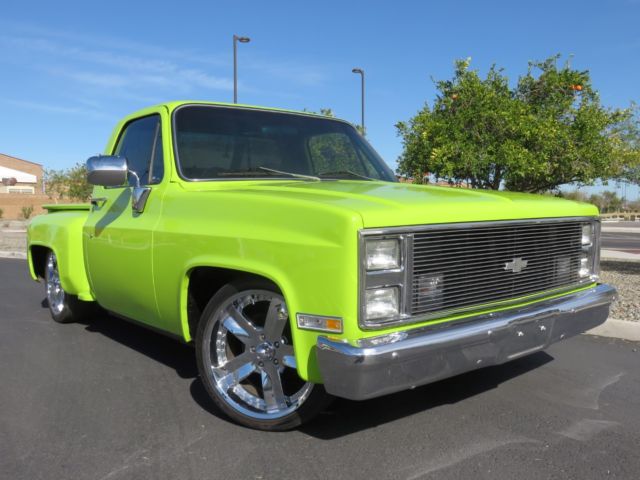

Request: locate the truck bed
(42, 203), (91, 212)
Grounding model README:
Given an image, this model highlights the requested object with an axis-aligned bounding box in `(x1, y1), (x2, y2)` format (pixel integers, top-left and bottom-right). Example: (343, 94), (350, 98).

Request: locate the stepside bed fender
(28, 206), (94, 301)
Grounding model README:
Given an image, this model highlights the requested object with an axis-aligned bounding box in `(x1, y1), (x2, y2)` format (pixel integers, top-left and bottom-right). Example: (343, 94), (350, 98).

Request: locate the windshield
(173, 105), (397, 182)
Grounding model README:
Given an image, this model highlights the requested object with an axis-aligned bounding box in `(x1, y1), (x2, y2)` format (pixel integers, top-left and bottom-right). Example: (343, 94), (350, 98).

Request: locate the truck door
(83, 114), (165, 327)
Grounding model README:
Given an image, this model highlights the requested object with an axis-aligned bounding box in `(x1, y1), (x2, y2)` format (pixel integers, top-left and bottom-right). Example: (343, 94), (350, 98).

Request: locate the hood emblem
(504, 257), (528, 274)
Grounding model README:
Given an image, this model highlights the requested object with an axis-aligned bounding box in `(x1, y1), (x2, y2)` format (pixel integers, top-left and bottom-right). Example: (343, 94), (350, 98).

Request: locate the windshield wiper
(218, 167), (319, 181)
(317, 170), (374, 181)
(258, 166), (320, 181)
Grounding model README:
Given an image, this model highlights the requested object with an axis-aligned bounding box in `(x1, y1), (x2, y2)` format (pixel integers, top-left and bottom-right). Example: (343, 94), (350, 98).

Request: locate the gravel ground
(0, 221), (28, 253)
(600, 261), (640, 322)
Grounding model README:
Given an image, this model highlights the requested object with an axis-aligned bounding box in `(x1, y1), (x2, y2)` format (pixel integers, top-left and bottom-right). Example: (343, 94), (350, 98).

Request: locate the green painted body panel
(27, 100), (600, 384)
(28, 210), (93, 300)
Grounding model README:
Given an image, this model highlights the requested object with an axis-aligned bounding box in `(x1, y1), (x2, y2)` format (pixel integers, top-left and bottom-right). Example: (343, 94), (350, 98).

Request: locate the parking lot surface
(1, 258), (639, 480)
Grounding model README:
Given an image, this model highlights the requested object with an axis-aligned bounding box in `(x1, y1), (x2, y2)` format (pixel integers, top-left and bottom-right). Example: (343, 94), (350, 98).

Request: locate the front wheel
(195, 280), (332, 430)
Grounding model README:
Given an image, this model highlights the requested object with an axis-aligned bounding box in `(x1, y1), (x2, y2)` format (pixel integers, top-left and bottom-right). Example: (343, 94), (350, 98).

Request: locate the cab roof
(128, 100), (333, 120)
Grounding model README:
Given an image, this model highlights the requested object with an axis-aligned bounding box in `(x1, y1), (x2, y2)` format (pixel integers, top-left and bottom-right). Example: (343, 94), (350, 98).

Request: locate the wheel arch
(173, 259), (326, 383)
(29, 244), (50, 280)
(182, 265), (286, 343)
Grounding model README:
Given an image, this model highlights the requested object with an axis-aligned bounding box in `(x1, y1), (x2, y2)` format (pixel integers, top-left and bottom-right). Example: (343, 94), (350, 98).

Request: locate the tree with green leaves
(302, 108), (370, 174)
(615, 103), (640, 186)
(45, 163), (92, 202)
(396, 56), (640, 192)
(587, 191), (624, 213)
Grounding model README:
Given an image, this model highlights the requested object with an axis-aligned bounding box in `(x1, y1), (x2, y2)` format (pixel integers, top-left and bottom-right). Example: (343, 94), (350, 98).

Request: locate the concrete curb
(0, 251), (27, 259)
(585, 318), (640, 342)
(600, 249), (640, 263)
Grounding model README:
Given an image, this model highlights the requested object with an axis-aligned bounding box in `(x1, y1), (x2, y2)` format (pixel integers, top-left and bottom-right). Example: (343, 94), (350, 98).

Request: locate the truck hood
(184, 180), (598, 228)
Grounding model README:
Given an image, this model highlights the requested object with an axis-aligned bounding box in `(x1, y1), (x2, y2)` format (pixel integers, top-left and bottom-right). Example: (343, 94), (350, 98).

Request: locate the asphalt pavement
(1, 258), (639, 480)
(601, 231), (640, 254)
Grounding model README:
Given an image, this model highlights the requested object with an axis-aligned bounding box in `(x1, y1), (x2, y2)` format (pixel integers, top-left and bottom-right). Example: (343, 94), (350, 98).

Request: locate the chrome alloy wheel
(202, 290), (314, 420)
(46, 253), (65, 315)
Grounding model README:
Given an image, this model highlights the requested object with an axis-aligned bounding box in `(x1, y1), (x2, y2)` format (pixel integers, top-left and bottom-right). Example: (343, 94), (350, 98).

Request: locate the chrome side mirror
(86, 155), (128, 187)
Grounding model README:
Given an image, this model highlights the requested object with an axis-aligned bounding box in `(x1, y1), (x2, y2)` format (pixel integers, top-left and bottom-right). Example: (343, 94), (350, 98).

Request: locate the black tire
(195, 279), (332, 431)
(44, 251), (95, 323)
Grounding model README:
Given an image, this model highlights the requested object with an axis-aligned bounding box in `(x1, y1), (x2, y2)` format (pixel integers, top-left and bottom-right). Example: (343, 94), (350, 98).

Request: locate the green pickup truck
(27, 101), (616, 430)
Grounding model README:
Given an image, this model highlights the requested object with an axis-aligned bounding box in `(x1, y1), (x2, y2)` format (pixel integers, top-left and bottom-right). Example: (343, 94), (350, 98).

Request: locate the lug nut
(274, 341), (280, 348)
(273, 359), (279, 365)
(250, 346), (256, 353)
(258, 361), (264, 367)
(260, 334), (265, 341)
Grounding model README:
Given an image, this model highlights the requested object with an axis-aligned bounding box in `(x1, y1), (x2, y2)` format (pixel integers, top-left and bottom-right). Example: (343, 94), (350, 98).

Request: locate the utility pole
(352, 68), (365, 135)
(233, 35), (251, 103)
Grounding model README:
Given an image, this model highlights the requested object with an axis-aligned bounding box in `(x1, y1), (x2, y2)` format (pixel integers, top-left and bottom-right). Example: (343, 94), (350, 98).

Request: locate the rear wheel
(44, 251), (93, 323)
(195, 280), (331, 430)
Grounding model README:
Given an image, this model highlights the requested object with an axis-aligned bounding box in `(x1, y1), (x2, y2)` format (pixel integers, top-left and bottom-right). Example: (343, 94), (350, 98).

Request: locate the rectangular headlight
(581, 224), (593, 246)
(365, 287), (399, 320)
(366, 239), (400, 270)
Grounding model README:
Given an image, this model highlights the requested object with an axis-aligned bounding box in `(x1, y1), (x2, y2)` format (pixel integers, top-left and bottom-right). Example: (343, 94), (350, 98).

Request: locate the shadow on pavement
(189, 379), (236, 423)
(80, 308), (198, 379)
(299, 351), (553, 440)
(50, 299), (554, 435)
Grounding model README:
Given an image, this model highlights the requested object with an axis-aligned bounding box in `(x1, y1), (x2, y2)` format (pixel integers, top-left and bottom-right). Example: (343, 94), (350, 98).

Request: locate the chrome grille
(410, 220), (591, 317)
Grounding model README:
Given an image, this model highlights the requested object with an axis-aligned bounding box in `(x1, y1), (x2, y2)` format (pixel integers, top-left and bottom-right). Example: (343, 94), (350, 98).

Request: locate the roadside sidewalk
(586, 318), (640, 342)
(601, 227), (640, 234)
(0, 250), (26, 259)
(601, 249), (640, 262)
(0, 221), (27, 259)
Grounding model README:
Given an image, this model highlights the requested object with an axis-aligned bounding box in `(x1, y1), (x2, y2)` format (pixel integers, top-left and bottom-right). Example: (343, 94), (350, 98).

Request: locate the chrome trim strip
(593, 219), (602, 279)
(358, 217), (600, 330)
(361, 216), (598, 236)
(318, 283), (616, 400)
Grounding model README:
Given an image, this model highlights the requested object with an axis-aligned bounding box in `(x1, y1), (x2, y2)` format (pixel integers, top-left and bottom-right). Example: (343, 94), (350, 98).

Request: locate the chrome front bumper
(316, 284), (616, 400)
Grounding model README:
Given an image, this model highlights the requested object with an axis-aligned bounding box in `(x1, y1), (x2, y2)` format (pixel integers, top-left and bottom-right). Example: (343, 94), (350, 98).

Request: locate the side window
(307, 133), (368, 175)
(114, 115), (163, 186)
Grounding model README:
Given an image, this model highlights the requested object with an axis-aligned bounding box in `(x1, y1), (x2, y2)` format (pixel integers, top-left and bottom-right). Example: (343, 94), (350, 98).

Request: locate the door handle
(90, 197), (107, 207)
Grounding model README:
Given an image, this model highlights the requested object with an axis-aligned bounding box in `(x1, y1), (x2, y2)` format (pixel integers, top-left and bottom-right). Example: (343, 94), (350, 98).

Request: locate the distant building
(0, 153), (44, 194)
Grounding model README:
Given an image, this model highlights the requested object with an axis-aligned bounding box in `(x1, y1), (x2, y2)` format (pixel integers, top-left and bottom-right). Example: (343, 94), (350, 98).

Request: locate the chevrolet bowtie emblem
(504, 257), (528, 273)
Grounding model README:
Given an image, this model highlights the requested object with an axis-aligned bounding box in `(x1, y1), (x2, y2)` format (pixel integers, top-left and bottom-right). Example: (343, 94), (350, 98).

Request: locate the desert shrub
(21, 205), (34, 220)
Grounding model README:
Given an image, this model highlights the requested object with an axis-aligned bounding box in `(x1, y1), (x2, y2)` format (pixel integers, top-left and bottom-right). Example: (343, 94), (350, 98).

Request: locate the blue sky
(1, 0), (639, 198)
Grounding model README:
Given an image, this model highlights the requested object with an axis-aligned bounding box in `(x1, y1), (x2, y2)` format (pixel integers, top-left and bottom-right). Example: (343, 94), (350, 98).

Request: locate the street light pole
(352, 68), (365, 135)
(233, 34), (251, 103)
